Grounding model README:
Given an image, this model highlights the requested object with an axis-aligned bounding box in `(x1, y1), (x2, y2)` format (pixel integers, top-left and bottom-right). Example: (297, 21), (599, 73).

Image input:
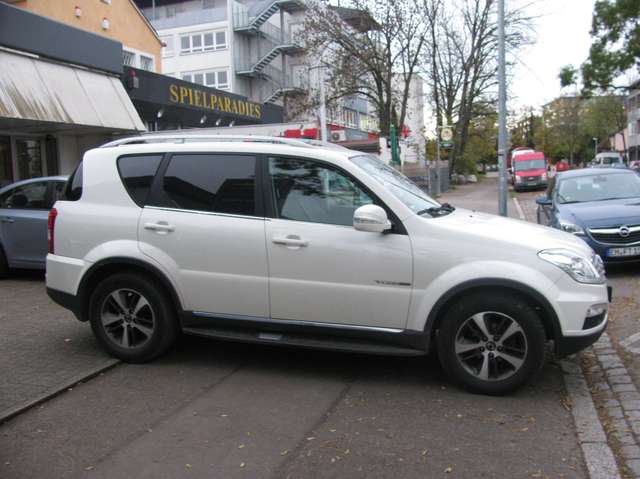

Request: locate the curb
(0, 359), (119, 424)
(562, 356), (622, 479)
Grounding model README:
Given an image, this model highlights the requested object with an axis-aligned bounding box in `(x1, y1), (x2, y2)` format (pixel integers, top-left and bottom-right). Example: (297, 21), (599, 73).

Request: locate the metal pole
(319, 64), (327, 142)
(497, 0), (508, 216)
(593, 137), (598, 160)
(435, 130), (441, 197)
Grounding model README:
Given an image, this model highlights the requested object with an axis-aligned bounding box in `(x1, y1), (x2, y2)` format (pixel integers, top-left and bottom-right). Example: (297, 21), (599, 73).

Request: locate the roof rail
(100, 134), (318, 149)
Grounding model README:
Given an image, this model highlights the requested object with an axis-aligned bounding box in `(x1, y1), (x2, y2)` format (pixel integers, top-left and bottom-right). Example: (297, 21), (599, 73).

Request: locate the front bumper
(547, 273), (610, 357)
(514, 181), (547, 191)
(556, 326), (605, 357)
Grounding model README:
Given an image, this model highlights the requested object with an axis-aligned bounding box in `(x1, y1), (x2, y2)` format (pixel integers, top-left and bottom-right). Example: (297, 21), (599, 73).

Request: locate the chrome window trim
(145, 205), (264, 221)
(588, 225), (640, 235)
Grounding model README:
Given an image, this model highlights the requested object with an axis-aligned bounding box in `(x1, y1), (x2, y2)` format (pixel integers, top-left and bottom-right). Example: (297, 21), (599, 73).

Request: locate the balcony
(142, 6), (227, 30)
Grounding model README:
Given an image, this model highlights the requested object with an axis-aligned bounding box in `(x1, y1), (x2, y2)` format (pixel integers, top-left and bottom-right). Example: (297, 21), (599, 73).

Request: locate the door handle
(144, 222), (175, 233)
(272, 235), (309, 247)
(0, 217), (14, 224)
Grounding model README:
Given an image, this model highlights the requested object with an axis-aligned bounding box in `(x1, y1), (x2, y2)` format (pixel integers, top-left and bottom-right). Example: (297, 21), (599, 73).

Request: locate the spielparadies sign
(169, 84), (262, 120)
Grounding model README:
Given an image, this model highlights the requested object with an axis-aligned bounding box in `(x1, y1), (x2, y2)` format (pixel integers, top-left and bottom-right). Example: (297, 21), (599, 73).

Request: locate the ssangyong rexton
(45, 136), (610, 395)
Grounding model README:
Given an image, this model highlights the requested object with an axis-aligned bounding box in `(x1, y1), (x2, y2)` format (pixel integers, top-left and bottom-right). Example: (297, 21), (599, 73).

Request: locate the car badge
(619, 225), (630, 238)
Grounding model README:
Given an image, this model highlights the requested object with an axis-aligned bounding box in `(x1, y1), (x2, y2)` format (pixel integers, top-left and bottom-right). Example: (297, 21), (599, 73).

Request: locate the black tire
(89, 272), (179, 363)
(437, 292), (546, 395)
(0, 245), (8, 279)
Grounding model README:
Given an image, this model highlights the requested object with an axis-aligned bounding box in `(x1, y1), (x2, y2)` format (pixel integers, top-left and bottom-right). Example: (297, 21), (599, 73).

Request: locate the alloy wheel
(454, 311), (528, 381)
(100, 288), (155, 349)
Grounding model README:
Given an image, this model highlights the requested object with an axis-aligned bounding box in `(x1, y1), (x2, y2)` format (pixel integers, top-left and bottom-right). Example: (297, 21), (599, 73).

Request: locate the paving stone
(621, 446), (640, 460)
(612, 432), (636, 445)
(622, 400), (640, 412)
(607, 368), (630, 377)
(607, 406), (624, 419)
(620, 392), (640, 402)
(599, 354), (619, 362)
(596, 348), (617, 355)
(595, 381), (611, 392)
(626, 459), (640, 476)
(627, 410), (640, 421)
(631, 421), (640, 436)
(612, 419), (631, 432)
(614, 384), (637, 393)
(605, 399), (621, 408)
(601, 360), (625, 370)
(610, 375), (633, 385)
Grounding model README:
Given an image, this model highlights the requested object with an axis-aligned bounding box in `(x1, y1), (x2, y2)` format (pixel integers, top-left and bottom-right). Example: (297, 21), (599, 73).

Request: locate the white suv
(46, 135), (610, 395)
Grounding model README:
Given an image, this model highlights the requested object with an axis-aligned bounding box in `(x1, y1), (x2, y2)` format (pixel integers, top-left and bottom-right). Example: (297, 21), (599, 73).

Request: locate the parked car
(592, 152), (625, 168)
(0, 176), (67, 277)
(536, 168), (640, 262)
(46, 135), (609, 395)
(511, 151), (548, 191)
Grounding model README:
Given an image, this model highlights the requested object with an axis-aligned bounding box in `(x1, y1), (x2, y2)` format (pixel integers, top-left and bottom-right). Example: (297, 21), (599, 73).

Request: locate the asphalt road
(1, 177), (589, 479)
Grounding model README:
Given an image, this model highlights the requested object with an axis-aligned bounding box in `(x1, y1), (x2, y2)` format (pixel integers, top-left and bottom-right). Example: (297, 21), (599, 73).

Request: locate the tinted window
(269, 157), (372, 226)
(157, 154), (257, 216)
(0, 181), (49, 209)
(62, 162), (83, 201)
(117, 155), (163, 206)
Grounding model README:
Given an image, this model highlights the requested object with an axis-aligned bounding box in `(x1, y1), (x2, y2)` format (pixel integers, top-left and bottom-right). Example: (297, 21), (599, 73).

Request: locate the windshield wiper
(418, 203), (455, 217)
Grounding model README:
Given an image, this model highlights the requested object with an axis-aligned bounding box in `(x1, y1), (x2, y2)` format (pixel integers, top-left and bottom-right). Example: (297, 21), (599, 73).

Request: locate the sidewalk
(439, 174), (519, 219)
(0, 272), (117, 421)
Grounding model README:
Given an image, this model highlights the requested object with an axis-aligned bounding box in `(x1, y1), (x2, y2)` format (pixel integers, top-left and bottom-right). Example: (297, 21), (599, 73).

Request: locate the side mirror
(535, 196), (552, 206)
(353, 204), (392, 233)
(507, 168), (513, 174)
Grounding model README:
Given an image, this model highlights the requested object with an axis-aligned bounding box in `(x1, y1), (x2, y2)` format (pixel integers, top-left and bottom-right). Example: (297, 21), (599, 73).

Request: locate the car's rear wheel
(89, 272), (179, 362)
(437, 292), (546, 395)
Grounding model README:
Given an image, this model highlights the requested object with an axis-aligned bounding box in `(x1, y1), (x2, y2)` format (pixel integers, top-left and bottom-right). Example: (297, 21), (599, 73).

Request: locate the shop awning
(0, 49), (145, 134)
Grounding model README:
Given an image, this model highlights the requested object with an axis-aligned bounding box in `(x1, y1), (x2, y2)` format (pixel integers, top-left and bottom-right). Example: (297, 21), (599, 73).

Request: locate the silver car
(0, 176), (67, 277)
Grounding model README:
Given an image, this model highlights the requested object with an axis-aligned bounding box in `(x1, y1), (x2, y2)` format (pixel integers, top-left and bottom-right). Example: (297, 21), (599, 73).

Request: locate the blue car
(536, 168), (640, 262)
(0, 176), (67, 277)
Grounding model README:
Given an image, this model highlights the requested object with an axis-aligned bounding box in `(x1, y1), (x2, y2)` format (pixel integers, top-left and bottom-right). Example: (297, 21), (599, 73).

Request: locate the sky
(510, 0), (596, 111)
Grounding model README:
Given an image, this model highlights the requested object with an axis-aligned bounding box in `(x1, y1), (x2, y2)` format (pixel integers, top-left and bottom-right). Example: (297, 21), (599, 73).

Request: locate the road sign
(440, 126), (453, 142)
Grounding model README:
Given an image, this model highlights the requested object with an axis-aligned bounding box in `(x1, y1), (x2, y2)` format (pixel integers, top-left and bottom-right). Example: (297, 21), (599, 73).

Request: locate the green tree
(582, 95), (627, 151)
(582, 0), (640, 91)
(559, 65), (578, 89)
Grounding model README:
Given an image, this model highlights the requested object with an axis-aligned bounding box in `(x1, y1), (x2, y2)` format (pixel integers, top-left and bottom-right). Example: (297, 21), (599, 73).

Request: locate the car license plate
(607, 246), (640, 257)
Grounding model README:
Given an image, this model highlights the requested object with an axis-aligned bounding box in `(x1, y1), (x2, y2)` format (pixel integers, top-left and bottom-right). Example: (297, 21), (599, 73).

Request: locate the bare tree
(298, 0), (430, 136)
(422, 0), (533, 174)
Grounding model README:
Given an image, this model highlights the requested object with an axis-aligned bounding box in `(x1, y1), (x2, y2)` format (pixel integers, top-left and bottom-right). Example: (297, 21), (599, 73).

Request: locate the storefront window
(0, 136), (12, 187)
(16, 139), (43, 179)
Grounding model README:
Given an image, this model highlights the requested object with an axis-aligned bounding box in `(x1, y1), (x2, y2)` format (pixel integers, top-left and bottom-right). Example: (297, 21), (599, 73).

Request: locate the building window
(123, 50), (136, 66)
(161, 36), (174, 57)
(0, 136), (12, 187)
(180, 30), (227, 54)
(183, 69), (230, 90)
(140, 55), (154, 71)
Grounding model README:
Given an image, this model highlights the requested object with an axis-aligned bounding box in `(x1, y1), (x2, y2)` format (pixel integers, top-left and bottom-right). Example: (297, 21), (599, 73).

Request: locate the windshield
(601, 157), (622, 165)
(350, 155), (440, 214)
(557, 173), (640, 204)
(514, 159), (545, 171)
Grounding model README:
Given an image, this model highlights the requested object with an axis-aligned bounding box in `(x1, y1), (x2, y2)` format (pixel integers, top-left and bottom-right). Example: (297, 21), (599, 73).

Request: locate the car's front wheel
(89, 272), (179, 362)
(437, 292), (546, 395)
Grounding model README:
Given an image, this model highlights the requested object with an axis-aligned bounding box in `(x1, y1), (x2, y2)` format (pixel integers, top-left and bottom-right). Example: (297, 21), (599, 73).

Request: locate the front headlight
(559, 220), (585, 235)
(542, 172), (548, 181)
(515, 176), (523, 183)
(538, 249), (606, 284)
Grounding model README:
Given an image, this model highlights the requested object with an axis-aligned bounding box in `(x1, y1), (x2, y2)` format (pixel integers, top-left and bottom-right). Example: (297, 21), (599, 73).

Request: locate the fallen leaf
(445, 466), (453, 473)
(281, 449), (289, 456)
(240, 462), (246, 468)
(186, 464), (192, 469)
(85, 466), (94, 471)
(64, 338), (71, 342)
(344, 449), (350, 455)
(329, 429), (336, 433)
(306, 437), (315, 441)
(421, 449), (428, 456)
(238, 444), (245, 449)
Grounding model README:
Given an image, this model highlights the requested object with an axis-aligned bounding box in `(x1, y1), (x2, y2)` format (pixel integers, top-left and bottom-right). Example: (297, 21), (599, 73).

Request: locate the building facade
(5, 0), (163, 73)
(0, 2), (145, 186)
(135, 0), (379, 139)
